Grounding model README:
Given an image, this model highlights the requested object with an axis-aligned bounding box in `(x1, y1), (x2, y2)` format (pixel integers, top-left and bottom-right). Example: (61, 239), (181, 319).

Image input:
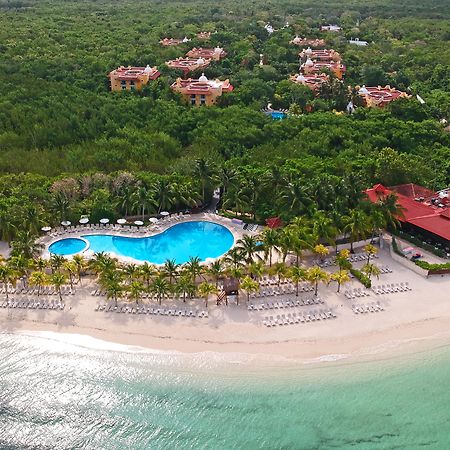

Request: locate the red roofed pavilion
(365, 183), (450, 244)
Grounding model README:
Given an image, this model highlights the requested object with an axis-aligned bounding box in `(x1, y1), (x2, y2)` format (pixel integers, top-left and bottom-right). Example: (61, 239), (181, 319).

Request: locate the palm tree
(175, 274), (196, 302)
(0, 263), (17, 300)
(104, 280), (123, 307)
(312, 211), (338, 247)
(50, 254), (66, 274)
(236, 235), (261, 264)
(10, 230), (43, 259)
(123, 263), (138, 283)
(206, 259), (225, 288)
(313, 244), (329, 262)
(197, 281), (217, 308)
(33, 257), (48, 272)
(163, 259), (179, 284)
(343, 208), (371, 253)
(195, 158), (215, 202)
(72, 254), (85, 285)
(363, 244), (378, 265)
(185, 256), (203, 284)
(224, 248), (245, 270)
(140, 262), (156, 287)
(330, 269), (350, 293)
(51, 272), (67, 301)
(90, 252), (117, 276)
(63, 260), (77, 290)
(239, 276), (259, 302)
(29, 271), (48, 296)
(270, 262), (287, 286)
(128, 280), (145, 305)
(132, 184), (155, 220)
(215, 167), (236, 198)
(335, 249), (351, 271)
(305, 266), (329, 296)
(288, 265), (306, 296)
(260, 228), (279, 267)
(150, 276), (170, 305)
(376, 193), (405, 230)
(248, 261), (265, 281)
(152, 178), (175, 213)
(51, 191), (70, 223)
(361, 263), (381, 280)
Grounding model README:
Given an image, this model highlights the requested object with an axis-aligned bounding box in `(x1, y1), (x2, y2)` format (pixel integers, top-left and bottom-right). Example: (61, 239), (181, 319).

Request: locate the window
(200, 94), (206, 105)
(130, 80), (135, 90)
(190, 94), (196, 105)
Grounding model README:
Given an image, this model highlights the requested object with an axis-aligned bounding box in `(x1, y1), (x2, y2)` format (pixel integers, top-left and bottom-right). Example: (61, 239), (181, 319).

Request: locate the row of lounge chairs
(95, 302), (208, 318)
(344, 288), (371, 299)
(91, 289), (196, 302)
(315, 253), (380, 268)
(0, 299), (65, 310)
(378, 266), (393, 274)
(248, 296), (324, 311)
(372, 282), (411, 294)
(263, 309), (337, 327)
(250, 284), (315, 298)
(352, 303), (384, 314)
(0, 284), (74, 296)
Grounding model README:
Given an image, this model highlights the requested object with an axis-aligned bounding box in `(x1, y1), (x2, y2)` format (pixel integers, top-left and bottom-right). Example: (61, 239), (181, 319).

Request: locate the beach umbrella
(149, 217), (159, 224)
(61, 220), (71, 227)
(79, 217), (89, 224)
(117, 218), (127, 225)
(134, 220), (144, 226)
(41, 226), (52, 232)
(160, 211), (169, 217)
(99, 218), (110, 224)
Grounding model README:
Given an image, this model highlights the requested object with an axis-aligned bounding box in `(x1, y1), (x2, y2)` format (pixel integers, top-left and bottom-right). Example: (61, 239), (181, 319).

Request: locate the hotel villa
(170, 74), (233, 106)
(196, 31), (212, 40)
(108, 65), (161, 91)
(165, 57), (211, 76)
(186, 47), (227, 61)
(289, 73), (329, 92)
(298, 46), (346, 80)
(159, 37), (191, 46)
(290, 36), (326, 47)
(321, 24), (342, 32)
(357, 85), (410, 107)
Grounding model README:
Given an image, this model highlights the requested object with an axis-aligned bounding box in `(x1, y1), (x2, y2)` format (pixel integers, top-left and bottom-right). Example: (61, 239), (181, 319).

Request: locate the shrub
(350, 268), (372, 288)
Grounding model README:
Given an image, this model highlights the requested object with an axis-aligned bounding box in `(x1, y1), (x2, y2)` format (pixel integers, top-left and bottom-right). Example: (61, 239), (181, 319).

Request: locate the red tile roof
(365, 184), (450, 241)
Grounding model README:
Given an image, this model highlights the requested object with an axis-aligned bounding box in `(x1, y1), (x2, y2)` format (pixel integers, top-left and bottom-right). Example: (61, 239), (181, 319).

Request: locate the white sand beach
(1, 246), (449, 366)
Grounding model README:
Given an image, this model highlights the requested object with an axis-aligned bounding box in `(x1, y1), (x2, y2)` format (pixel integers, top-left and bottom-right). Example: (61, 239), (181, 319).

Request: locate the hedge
(350, 268), (372, 288)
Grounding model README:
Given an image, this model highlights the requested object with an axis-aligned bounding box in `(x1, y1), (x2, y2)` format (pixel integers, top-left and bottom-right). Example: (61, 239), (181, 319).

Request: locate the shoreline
(5, 313), (450, 370)
(2, 247), (449, 372)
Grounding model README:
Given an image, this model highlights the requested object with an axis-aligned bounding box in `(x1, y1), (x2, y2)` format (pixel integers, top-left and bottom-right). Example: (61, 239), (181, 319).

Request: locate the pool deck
(40, 213), (257, 265)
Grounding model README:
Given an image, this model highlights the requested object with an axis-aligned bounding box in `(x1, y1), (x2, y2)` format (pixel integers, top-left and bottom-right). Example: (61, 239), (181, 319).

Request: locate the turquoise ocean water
(0, 332), (449, 449)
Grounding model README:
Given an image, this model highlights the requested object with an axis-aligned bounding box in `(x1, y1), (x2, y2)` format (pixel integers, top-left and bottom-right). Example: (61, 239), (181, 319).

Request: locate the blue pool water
(271, 111), (287, 120)
(49, 221), (234, 264)
(48, 238), (87, 255)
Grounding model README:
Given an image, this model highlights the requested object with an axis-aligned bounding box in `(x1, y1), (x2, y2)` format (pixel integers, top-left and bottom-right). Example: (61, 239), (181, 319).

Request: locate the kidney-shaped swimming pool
(48, 221), (235, 264)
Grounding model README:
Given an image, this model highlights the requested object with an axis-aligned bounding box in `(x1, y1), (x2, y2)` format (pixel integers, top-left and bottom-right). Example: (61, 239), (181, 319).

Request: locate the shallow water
(0, 332), (449, 449)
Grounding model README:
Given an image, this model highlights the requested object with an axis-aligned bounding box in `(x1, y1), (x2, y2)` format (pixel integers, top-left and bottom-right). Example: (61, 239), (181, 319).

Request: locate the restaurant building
(108, 65), (161, 91)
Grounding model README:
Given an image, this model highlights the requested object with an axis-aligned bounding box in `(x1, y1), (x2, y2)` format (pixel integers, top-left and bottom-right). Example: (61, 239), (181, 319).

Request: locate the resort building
(186, 47), (227, 61)
(290, 37), (326, 47)
(299, 48), (341, 62)
(349, 38), (369, 46)
(301, 58), (346, 79)
(290, 73), (329, 92)
(321, 25), (342, 32)
(165, 57), (211, 76)
(357, 85), (409, 107)
(170, 74), (233, 106)
(196, 31), (211, 40)
(108, 65), (161, 91)
(159, 37), (191, 46)
(366, 183), (450, 245)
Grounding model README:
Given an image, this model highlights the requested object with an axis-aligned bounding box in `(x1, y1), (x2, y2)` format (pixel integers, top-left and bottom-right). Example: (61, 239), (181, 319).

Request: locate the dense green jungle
(0, 0), (449, 240)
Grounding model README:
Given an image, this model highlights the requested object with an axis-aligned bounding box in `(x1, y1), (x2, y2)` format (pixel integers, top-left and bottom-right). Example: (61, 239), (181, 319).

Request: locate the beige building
(170, 74), (233, 106)
(186, 47), (227, 61)
(108, 65), (161, 91)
